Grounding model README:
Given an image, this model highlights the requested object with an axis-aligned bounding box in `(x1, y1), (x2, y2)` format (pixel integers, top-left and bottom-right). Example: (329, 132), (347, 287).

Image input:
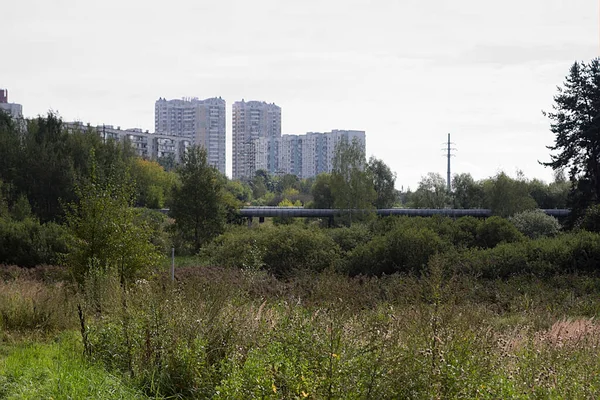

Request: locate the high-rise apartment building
(232, 100), (281, 179)
(0, 89), (23, 119)
(277, 135), (303, 176)
(275, 130), (366, 179)
(155, 97), (226, 174)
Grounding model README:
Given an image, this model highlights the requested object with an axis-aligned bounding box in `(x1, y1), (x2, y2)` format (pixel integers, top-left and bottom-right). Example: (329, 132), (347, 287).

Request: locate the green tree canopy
(409, 173), (450, 209)
(482, 172), (536, 217)
(311, 173), (335, 209)
(170, 146), (228, 253)
(65, 151), (161, 285)
(330, 139), (376, 223)
(367, 156), (397, 208)
(452, 173), (485, 209)
(543, 58), (600, 220)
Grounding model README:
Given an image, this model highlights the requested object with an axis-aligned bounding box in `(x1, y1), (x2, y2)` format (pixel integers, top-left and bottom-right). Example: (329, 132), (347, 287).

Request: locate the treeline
(403, 171), (569, 215)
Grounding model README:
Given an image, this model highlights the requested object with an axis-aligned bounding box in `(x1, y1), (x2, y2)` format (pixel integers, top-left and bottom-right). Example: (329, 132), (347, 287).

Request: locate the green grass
(0, 332), (151, 399)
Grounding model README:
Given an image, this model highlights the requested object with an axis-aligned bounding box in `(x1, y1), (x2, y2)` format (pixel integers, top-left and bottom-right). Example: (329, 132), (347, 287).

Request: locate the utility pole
(443, 134), (457, 192)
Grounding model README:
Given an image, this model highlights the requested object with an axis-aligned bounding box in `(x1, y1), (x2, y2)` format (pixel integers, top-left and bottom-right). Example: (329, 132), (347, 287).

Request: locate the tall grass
(0, 332), (148, 399)
(5, 264), (600, 398)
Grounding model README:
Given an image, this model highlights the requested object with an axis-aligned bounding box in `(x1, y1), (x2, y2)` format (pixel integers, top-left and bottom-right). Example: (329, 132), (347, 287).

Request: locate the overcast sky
(3, 0), (598, 188)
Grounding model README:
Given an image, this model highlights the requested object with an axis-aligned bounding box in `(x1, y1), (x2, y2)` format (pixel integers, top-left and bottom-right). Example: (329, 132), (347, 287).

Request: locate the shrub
(203, 225), (341, 277)
(577, 204), (600, 233)
(345, 226), (447, 276)
(476, 216), (525, 248)
(509, 209), (561, 239)
(456, 231), (600, 278)
(326, 224), (372, 255)
(0, 217), (68, 267)
(453, 216), (481, 248)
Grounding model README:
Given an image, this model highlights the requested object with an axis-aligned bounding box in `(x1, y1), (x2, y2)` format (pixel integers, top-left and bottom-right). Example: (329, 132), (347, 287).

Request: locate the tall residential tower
(232, 100), (281, 179)
(155, 97), (226, 174)
(0, 89), (23, 119)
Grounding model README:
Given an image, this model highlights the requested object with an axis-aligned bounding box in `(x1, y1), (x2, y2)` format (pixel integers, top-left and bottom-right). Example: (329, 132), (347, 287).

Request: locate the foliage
(482, 172), (537, 217)
(543, 58), (600, 222)
(170, 146), (228, 253)
(409, 172), (450, 208)
(457, 231), (600, 278)
(310, 173), (335, 209)
(326, 224), (373, 256)
(130, 158), (178, 209)
(202, 225), (340, 276)
(64, 152), (162, 285)
(10, 264), (600, 397)
(345, 226), (447, 275)
(0, 333), (147, 399)
(475, 216), (525, 249)
(509, 209), (561, 239)
(367, 156), (397, 208)
(0, 112), (136, 222)
(576, 204), (600, 233)
(330, 138), (376, 223)
(452, 173), (485, 208)
(225, 179), (253, 204)
(0, 218), (68, 267)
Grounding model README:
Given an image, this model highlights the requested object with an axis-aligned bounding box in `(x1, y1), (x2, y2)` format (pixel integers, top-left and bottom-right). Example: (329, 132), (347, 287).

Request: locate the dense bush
(576, 204), (600, 233)
(326, 224), (372, 255)
(453, 216), (481, 248)
(475, 216), (525, 248)
(0, 217), (68, 267)
(509, 209), (561, 239)
(344, 226), (447, 276)
(457, 231), (600, 278)
(202, 225), (341, 277)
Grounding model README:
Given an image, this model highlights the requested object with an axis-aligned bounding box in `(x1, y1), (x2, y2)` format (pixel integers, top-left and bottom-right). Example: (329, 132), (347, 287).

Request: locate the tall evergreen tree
(543, 58), (600, 221)
(170, 146), (226, 253)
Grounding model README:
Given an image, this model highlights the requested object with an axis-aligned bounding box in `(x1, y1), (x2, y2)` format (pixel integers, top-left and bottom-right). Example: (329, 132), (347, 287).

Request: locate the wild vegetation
(2, 59), (600, 398)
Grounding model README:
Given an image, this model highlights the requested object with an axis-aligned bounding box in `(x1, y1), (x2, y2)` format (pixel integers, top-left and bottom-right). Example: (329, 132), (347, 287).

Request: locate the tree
(330, 139), (376, 223)
(65, 151), (161, 285)
(543, 58), (600, 221)
(311, 173), (335, 209)
(451, 173), (484, 209)
(367, 156), (397, 208)
(170, 146), (227, 253)
(130, 158), (178, 209)
(482, 172), (536, 217)
(410, 173), (450, 209)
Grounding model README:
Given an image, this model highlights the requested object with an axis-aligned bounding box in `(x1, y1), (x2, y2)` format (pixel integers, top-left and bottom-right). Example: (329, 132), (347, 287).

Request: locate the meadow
(3, 257), (600, 399)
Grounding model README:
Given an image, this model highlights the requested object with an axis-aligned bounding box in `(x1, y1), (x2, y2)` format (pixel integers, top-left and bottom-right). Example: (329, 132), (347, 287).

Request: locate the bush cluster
(199, 214), (574, 278)
(0, 218), (68, 267)
(201, 225), (340, 277)
(458, 231), (600, 278)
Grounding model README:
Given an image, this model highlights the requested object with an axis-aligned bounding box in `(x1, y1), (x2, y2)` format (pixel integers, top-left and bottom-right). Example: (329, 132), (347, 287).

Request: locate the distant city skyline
(3, 0), (598, 188)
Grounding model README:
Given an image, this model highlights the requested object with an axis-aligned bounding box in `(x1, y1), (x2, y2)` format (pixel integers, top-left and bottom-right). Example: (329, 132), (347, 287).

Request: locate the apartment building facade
(232, 100), (281, 179)
(155, 97), (226, 174)
(0, 89), (23, 119)
(247, 129), (366, 179)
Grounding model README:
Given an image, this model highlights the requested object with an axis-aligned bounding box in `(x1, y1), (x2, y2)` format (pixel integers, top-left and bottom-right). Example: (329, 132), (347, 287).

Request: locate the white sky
(3, 0), (599, 189)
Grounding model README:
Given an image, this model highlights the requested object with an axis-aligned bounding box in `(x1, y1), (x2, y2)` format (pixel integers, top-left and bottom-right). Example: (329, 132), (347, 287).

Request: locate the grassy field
(0, 333), (148, 399)
(2, 263), (600, 399)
